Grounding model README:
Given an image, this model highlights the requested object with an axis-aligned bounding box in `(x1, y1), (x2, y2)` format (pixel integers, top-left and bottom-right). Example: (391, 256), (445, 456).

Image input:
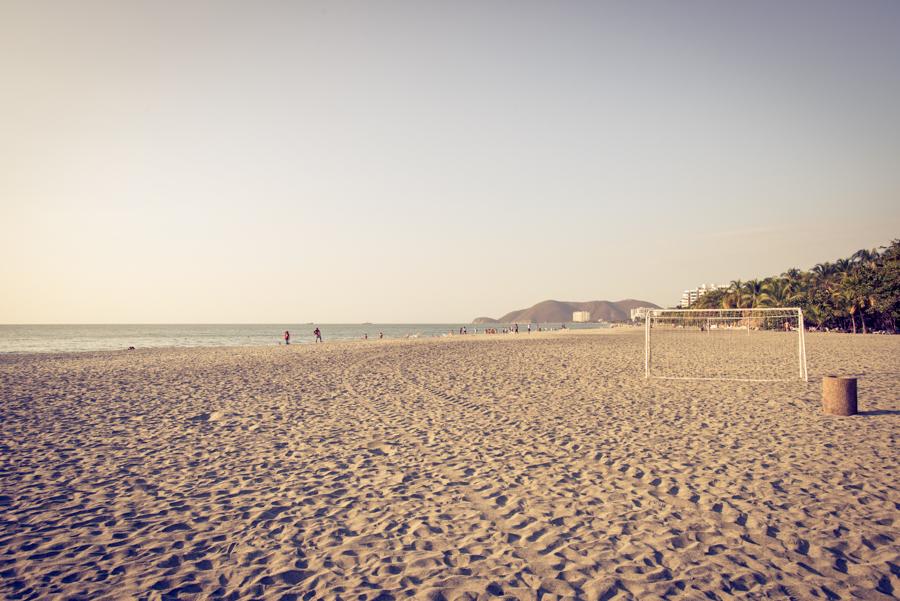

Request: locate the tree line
(690, 239), (900, 333)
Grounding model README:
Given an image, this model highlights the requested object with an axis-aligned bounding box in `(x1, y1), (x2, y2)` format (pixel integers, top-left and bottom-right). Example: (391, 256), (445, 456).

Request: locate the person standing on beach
(314, 327), (322, 343)
(284, 330), (290, 345)
(515, 323), (519, 333)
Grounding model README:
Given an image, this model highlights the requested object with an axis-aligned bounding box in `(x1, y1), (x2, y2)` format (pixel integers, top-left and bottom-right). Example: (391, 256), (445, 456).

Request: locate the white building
(630, 307), (655, 322)
(572, 311), (591, 323)
(680, 284), (729, 308)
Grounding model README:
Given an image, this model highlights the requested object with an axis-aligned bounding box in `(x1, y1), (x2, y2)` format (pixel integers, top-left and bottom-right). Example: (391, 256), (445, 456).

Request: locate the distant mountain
(472, 299), (660, 324)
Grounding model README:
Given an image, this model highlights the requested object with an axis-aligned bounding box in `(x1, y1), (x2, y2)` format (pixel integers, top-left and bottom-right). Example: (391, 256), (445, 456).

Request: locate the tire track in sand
(390, 352), (579, 595)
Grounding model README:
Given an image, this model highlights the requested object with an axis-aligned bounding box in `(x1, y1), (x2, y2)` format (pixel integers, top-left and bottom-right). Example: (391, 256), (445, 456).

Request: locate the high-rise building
(680, 284), (728, 308)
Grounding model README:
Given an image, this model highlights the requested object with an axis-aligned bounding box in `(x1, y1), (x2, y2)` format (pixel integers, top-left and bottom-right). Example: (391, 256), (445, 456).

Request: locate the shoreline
(0, 323), (623, 357)
(0, 326), (638, 359)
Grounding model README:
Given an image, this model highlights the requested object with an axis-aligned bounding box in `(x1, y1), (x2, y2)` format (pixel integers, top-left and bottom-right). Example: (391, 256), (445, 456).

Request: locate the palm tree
(835, 258), (854, 275)
(723, 280), (743, 309)
(760, 278), (795, 307)
(804, 304), (827, 329)
(832, 284), (857, 333)
(812, 262), (836, 281)
(852, 248), (880, 269)
(741, 280), (764, 308)
(843, 271), (878, 334)
(781, 267), (802, 281)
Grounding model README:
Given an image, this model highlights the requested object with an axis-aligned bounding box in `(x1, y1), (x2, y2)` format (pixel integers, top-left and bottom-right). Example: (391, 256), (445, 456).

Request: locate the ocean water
(0, 323), (609, 354)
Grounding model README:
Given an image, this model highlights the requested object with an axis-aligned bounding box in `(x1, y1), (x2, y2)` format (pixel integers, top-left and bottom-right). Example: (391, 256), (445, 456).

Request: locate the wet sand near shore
(1, 330), (898, 600)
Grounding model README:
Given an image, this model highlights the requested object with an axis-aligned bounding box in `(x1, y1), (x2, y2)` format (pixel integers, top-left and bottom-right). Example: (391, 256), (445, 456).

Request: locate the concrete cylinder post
(822, 376), (858, 416)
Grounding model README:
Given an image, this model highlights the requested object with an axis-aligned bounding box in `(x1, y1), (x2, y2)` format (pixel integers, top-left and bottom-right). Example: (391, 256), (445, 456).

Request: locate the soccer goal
(644, 308), (808, 381)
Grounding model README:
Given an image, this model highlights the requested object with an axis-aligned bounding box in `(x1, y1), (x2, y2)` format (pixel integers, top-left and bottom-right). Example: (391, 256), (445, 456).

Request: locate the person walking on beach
(515, 323), (519, 334)
(314, 327), (322, 343)
(284, 330), (290, 345)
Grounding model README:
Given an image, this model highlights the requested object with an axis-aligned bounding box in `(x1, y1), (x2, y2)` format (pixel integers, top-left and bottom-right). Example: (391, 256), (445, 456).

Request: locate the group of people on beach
(281, 323), (563, 345)
(482, 323), (550, 334)
(452, 324), (530, 335)
(457, 323), (564, 335)
(283, 328), (323, 345)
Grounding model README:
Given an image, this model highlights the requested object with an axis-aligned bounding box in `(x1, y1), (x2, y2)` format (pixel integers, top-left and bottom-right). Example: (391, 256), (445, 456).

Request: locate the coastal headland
(473, 299), (659, 324)
(1, 330), (897, 599)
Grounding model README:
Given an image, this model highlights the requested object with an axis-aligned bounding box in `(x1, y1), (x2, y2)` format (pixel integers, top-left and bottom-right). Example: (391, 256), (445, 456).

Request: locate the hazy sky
(2, 1), (899, 323)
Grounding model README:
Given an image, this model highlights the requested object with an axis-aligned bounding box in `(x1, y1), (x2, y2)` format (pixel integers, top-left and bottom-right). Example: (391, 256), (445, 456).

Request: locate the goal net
(645, 308), (808, 381)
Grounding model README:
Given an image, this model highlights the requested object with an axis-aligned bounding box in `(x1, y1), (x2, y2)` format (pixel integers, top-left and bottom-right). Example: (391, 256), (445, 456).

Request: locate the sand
(0, 330), (898, 600)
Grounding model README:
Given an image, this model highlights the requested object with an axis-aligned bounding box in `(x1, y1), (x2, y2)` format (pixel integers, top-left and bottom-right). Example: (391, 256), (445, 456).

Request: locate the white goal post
(644, 308), (808, 382)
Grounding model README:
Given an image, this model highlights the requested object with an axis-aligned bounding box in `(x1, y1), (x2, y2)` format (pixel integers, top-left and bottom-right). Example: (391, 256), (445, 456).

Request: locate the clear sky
(2, 1), (899, 323)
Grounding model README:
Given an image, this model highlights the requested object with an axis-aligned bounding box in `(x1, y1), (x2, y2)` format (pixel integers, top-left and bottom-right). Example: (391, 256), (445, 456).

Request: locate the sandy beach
(1, 330), (897, 600)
